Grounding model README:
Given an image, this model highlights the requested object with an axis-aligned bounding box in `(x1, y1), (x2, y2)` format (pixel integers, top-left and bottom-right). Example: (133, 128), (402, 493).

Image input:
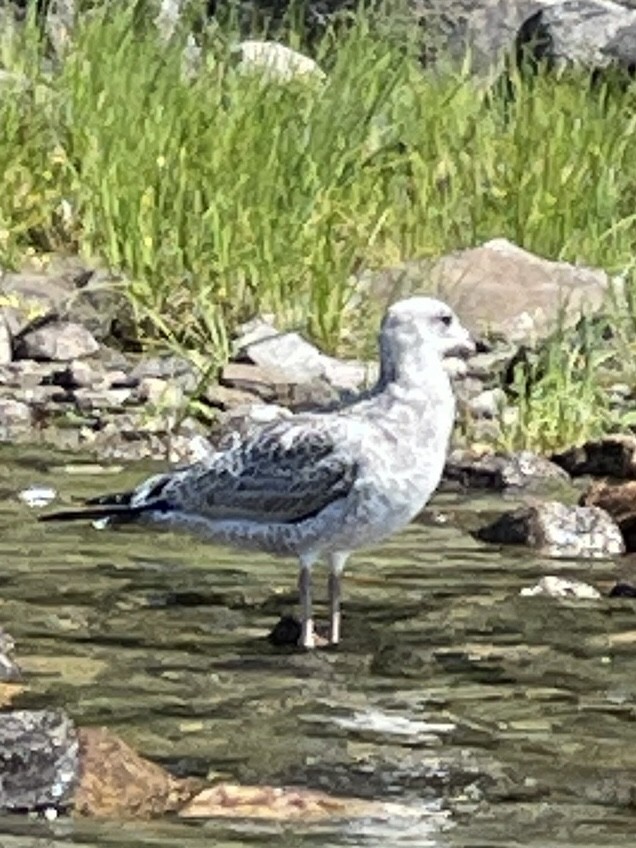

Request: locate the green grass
(1, 5), (636, 451)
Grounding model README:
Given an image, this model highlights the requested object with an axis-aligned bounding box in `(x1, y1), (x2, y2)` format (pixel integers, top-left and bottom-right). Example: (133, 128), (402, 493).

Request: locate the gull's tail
(38, 475), (173, 525)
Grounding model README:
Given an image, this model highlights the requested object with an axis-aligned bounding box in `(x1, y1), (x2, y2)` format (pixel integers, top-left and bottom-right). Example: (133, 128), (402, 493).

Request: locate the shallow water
(2, 444), (636, 847)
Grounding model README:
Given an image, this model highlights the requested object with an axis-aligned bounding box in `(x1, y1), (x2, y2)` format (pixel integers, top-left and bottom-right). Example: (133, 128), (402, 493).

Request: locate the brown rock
(74, 727), (201, 818)
(356, 239), (615, 346)
(432, 239), (614, 344)
(0, 682), (25, 707)
(582, 480), (636, 551)
(179, 782), (375, 821)
(552, 435), (636, 479)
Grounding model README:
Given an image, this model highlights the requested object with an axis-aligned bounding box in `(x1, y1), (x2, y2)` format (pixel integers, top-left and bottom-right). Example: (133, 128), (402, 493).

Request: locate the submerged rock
(552, 435), (636, 479)
(520, 575), (601, 600)
(475, 501), (624, 558)
(443, 449), (570, 491)
(179, 782), (386, 821)
(74, 726), (199, 818)
(581, 479), (636, 551)
(0, 710), (78, 813)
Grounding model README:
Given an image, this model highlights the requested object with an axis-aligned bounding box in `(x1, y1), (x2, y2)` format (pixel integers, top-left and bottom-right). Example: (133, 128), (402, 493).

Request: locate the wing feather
(137, 418), (359, 524)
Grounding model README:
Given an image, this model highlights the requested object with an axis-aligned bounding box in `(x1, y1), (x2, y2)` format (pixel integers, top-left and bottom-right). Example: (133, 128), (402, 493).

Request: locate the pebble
(520, 576), (601, 600)
(18, 485), (57, 508)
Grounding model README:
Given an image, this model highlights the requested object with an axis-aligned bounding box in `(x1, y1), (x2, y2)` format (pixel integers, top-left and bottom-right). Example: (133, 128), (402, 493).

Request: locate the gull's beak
(446, 326), (477, 359)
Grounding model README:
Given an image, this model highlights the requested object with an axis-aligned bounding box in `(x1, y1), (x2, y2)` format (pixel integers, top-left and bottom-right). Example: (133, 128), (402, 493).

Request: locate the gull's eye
(439, 313), (453, 327)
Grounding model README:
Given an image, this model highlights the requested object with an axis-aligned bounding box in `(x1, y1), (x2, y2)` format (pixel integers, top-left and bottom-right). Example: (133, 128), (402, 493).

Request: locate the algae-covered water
(1, 444), (636, 847)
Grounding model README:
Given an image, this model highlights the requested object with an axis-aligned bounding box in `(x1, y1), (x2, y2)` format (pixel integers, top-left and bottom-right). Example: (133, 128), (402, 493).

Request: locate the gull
(39, 297), (474, 649)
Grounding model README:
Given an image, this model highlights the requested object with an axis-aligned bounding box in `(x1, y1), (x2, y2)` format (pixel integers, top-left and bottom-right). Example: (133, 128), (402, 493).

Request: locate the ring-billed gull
(40, 297), (474, 649)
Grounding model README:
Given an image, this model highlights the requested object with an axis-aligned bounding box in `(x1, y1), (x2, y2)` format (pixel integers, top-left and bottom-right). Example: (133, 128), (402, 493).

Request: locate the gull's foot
(268, 615), (329, 649)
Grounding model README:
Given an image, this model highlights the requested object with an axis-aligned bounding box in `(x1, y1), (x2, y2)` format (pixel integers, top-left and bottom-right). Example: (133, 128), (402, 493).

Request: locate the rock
(520, 575), (602, 599)
(1, 261), (135, 348)
(18, 485), (57, 508)
(531, 0), (636, 72)
(475, 501), (625, 558)
(268, 615), (329, 648)
(443, 449), (570, 491)
(552, 435), (636, 478)
(0, 313), (11, 364)
(467, 387), (506, 419)
(238, 325), (375, 395)
(74, 726), (199, 818)
(232, 314), (278, 353)
(15, 322), (99, 362)
(179, 781), (388, 821)
(0, 627), (21, 682)
(320, 356), (377, 393)
(73, 387), (133, 412)
(235, 40), (326, 82)
(602, 18), (636, 67)
(0, 398), (32, 435)
(129, 356), (198, 393)
(0, 360), (58, 388)
(581, 479), (636, 551)
(219, 362), (284, 402)
(62, 359), (103, 389)
(202, 382), (264, 411)
(0, 710), (78, 812)
(356, 240), (615, 346)
(135, 377), (184, 409)
(609, 580), (636, 597)
(432, 239), (616, 345)
(241, 331), (326, 384)
(214, 403), (292, 447)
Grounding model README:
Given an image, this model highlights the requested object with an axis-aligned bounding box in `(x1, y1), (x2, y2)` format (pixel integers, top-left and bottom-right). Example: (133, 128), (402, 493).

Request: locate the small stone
(232, 315), (278, 354)
(219, 362), (282, 402)
(66, 359), (101, 388)
(0, 398), (32, 427)
(202, 382), (261, 411)
(73, 387), (133, 411)
(136, 377), (183, 408)
(475, 501), (625, 559)
(0, 360), (59, 388)
(129, 356), (197, 392)
(0, 627), (21, 682)
(15, 322), (99, 362)
(467, 387), (506, 420)
(18, 485), (57, 508)
(520, 576), (601, 600)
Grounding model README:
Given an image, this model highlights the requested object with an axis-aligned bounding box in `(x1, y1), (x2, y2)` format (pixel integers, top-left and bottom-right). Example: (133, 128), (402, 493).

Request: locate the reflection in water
(1, 445), (636, 847)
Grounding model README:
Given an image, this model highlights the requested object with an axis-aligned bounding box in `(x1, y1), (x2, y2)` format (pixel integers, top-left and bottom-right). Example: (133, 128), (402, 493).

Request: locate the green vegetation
(1, 5), (636, 451)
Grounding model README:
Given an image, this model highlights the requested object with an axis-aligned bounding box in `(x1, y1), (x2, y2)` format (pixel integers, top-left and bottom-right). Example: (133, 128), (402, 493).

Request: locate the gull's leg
(298, 555), (316, 649)
(328, 552), (349, 646)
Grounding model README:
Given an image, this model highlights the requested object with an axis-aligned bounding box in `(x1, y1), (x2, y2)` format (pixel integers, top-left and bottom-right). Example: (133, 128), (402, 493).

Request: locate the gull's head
(381, 296), (475, 361)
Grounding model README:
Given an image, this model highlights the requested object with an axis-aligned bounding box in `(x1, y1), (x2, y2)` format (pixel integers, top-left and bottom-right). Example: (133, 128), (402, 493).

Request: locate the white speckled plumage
(41, 297), (474, 648)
